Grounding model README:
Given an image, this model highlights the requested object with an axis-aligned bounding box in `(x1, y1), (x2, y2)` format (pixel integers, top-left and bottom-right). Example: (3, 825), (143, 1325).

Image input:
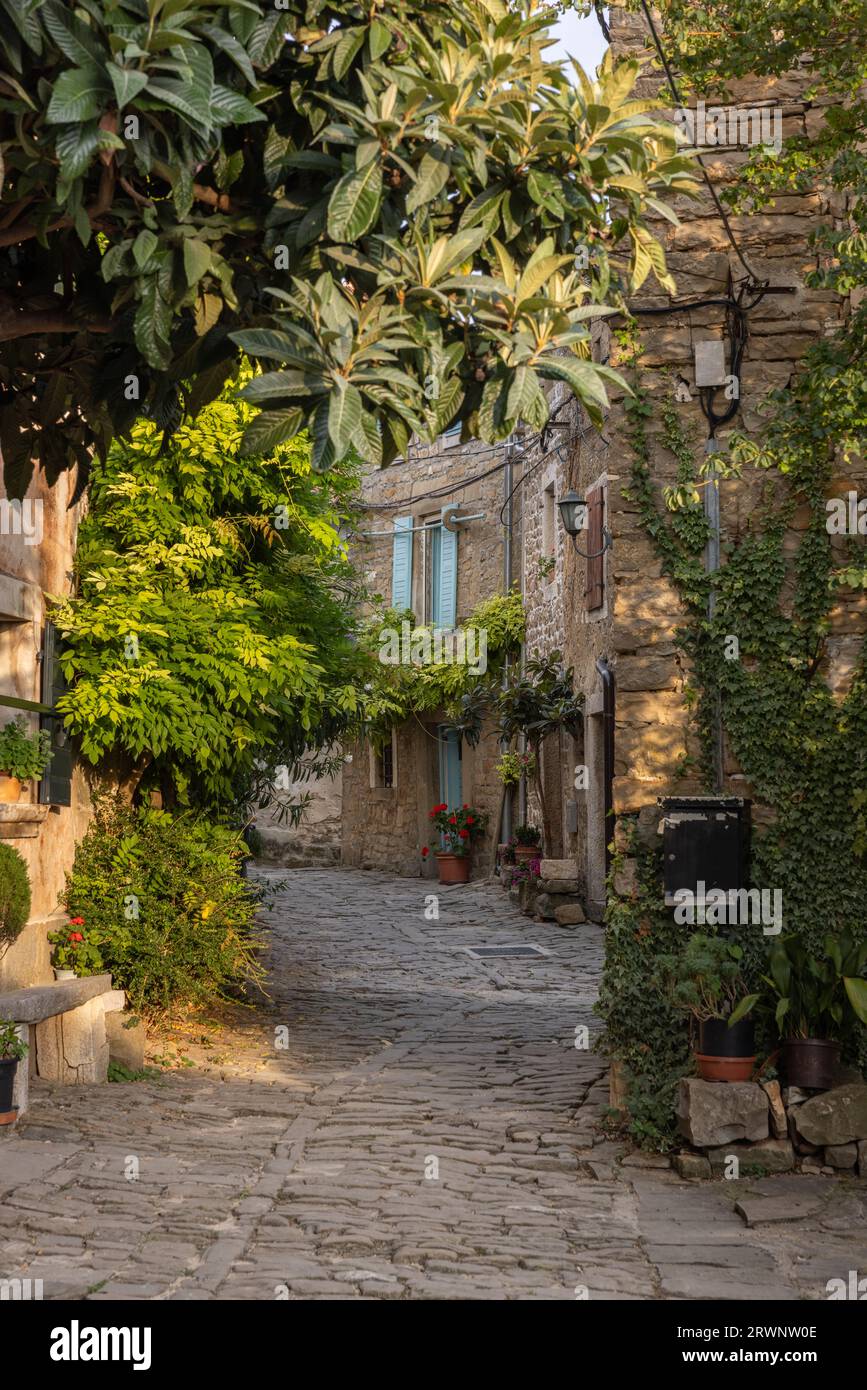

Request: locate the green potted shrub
(425, 803), (488, 884)
(0, 717), (52, 802)
(0, 1018), (27, 1119)
(0, 843), (31, 949)
(762, 932), (867, 1090)
(656, 933), (760, 1082)
(513, 824), (542, 865)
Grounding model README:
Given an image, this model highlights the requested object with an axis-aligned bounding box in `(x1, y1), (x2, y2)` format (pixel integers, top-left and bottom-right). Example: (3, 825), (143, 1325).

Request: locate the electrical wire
(638, 0), (761, 288)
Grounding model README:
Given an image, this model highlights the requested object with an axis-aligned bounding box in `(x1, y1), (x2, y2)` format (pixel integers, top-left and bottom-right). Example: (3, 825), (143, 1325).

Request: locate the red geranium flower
(459, 829), (469, 839)
(421, 846), (429, 857)
(466, 816), (474, 825)
(69, 916), (85, 926)
(449, 816), (457, 825)
(69, 932), (83, 943)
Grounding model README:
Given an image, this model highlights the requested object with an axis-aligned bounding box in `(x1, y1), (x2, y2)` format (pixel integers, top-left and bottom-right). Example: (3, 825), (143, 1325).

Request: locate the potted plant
(0, 717), (52, 802)
(513, 825), (542, 865)
(762, 932), (867, 1090)
(425, 803), (488, 884)
(0, 1018), (27, 1119)
(47, 916), (102, 981)
(657, 933), (760, 1082)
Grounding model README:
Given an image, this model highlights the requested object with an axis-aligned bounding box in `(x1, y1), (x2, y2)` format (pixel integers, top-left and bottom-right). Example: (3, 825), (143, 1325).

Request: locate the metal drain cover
(463, 944), (549, 959)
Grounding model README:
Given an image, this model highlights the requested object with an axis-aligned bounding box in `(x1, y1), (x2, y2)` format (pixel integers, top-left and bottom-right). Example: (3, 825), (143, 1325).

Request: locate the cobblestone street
(2, 869), (865, 1301)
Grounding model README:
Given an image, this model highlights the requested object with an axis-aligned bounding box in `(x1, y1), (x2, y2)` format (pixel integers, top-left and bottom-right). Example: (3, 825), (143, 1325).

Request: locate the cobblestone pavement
(2, 869), (865, 1300)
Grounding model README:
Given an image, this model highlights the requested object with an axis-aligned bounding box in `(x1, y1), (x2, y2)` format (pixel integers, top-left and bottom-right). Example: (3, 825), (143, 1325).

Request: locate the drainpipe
(703, 437), (724, 792)
(501, 438), (514, 844)
(516, 436), (528, 828)
(596, 657), (615, 877)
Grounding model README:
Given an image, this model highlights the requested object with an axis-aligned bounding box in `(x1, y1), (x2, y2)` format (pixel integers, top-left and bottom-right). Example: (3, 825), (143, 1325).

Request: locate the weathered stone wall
(558, 3), (863, 902)
(253, 760), (343, 868)
(0, 467), (90, 989)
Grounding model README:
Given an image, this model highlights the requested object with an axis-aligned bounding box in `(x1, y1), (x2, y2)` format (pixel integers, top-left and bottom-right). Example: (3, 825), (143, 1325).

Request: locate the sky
(547, 5), (610, 77)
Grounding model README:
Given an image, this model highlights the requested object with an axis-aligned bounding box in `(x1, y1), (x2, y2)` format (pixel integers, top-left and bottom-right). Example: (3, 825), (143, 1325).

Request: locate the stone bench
(0, 974), (125, 1119)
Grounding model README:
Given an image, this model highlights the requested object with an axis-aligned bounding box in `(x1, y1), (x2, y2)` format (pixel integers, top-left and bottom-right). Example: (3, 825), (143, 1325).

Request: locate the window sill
(0, 803), (50, 839)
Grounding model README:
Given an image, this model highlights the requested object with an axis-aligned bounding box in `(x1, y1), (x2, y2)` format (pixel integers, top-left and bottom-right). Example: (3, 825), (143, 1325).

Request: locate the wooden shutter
(585, 485), (605, 612)
(437, 506), (458, 628)
(38, 621), (73, 807)
(437, 726), (462, 809)
(391, 515), (413, 610)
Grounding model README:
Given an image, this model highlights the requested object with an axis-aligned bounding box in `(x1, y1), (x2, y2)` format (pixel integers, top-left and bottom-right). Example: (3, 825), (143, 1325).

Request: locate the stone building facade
(340, 430), (516, 878)
(0, 468), (89, 990)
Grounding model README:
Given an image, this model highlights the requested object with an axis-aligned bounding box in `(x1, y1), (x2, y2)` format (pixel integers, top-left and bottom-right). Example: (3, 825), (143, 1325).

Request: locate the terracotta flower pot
(435, 852), (471, 885)
(696, 1053), (757, 1083)
(513, 844), (541, 864)
(783, 1038), (840, 1091)
(0, 774), (21, 803)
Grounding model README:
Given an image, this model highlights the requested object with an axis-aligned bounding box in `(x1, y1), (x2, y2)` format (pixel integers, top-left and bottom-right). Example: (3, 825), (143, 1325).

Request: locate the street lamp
(557, 489), (612, 558)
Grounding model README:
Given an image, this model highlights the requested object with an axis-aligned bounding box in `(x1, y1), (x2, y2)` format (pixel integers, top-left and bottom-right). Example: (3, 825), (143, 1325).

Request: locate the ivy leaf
(327, 160), (382, 242)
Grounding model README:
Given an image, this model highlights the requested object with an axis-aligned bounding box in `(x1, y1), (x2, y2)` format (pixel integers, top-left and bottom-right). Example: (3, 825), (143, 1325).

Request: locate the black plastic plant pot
(699, 1017), (755, 1058)
(0, 1057), (18, 1113)
(783, 1038), (840, 1091)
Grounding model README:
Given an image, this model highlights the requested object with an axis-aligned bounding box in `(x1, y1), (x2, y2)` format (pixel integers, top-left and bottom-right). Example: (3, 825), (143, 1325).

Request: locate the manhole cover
(463, 945), (549, 959)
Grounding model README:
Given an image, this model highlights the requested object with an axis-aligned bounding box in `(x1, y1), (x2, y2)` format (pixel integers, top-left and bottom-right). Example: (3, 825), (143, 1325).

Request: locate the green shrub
(0, 843), (30, 946)
(0, 717), (52, 781)
(65, 797), (265, 1019)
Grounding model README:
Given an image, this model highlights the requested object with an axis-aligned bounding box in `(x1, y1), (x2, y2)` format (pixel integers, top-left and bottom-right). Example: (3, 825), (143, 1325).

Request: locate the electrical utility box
(659, 797), (750, 907)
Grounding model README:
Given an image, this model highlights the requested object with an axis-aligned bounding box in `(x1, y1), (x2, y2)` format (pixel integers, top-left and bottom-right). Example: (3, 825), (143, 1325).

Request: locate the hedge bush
(65, 798), (265, 1018)
(0, 843), (30, 947)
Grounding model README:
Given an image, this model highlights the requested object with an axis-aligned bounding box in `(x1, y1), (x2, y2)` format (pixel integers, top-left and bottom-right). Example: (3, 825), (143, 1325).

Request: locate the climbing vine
(601, 314), (867, 1144)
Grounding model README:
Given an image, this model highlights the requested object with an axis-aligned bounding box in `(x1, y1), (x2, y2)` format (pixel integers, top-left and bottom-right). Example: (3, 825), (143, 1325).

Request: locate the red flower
(421, 846), (429, 857)
(69, 932), (83, 943)
(69, 916), (85, 926)
(458, 829), (469, 839)
(466, 816), (474, 825)
(463, 803), (468, 809)
(449, 816), (457, 825)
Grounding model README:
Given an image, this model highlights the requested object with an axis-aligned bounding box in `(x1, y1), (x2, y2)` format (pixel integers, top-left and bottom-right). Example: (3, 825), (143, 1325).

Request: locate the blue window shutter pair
(391, 509), (457, 627)
(391, 515), (413, 609)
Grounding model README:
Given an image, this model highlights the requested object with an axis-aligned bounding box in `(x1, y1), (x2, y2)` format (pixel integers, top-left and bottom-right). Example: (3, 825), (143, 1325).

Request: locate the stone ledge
(0, 973), (114, 1024)
(0, 802), (49, 839)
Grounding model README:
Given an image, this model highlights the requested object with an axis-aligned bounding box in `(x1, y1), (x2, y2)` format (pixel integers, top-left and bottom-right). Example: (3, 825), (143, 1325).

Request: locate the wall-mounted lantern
(557, 489), (612, 559)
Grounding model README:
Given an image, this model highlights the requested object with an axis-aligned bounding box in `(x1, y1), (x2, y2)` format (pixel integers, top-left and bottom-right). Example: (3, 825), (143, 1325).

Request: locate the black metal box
(659, 797), (750, 907)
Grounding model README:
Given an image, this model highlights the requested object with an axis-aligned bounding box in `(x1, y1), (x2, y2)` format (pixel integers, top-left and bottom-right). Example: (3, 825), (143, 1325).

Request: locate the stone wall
(573, 3), (863, 897)
(0, 467), (90, 989)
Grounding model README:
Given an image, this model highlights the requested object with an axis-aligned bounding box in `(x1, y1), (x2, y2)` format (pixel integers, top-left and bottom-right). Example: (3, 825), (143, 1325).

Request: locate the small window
(370, 733), (397, 790)
(379, 740), (394, 789)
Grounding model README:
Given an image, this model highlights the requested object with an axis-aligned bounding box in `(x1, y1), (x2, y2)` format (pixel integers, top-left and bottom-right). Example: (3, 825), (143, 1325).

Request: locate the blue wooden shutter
(391, 515), (413, 610)
(437, 507), (458, 628)
(438, 726), (462, 809)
